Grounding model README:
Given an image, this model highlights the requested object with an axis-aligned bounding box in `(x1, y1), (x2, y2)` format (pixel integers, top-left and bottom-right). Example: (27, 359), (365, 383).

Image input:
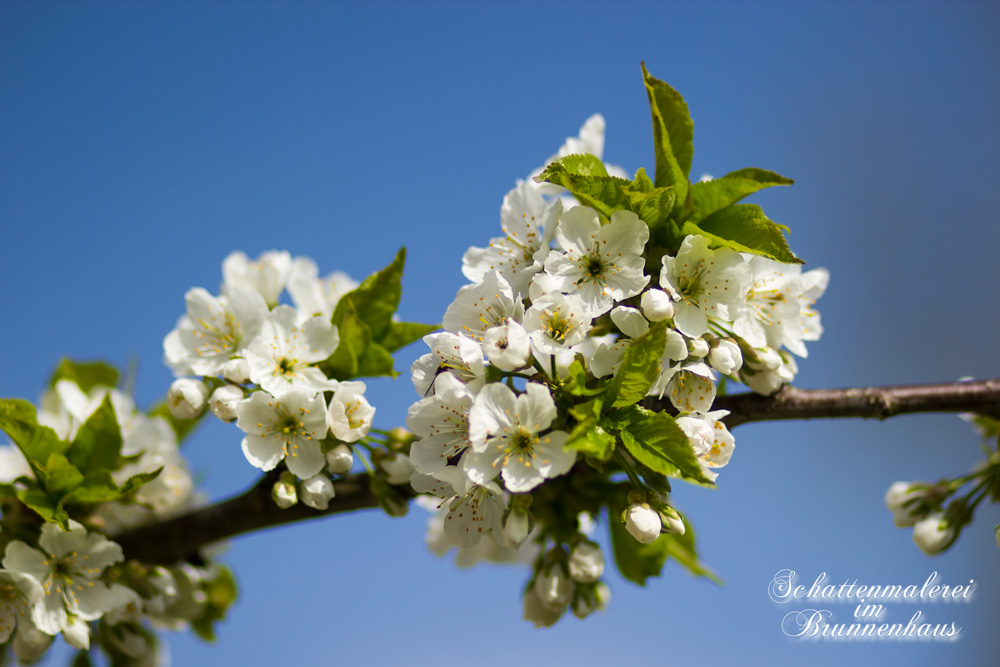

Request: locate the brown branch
(116, 379), (1000, 564)
(114, 470), (415, 564)
(644, 378), (1000, 428)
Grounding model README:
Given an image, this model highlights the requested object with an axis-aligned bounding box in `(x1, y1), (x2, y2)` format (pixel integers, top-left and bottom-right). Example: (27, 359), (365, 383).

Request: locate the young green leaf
(605, 323), (666, 409)
(323, 297), (373, 380)
(68, 395), (122, 476)
(48, 359), (119, 394)
(334, 247), (407, 342)
(534, 161), (632, 220)
(688, 168), (793, 224)
(16, 488), (70, 527)
(618, 407), (716, 487)
(37, 452), (85, 500)
(682, 203), (803, 264)
(641, 62), (694, 206)
(379, 321), (439, 353)
(0, 398), (69, 472)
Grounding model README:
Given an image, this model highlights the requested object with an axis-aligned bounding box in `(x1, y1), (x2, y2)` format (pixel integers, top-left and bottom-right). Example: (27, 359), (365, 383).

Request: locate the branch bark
(115, 378), (1000, 564)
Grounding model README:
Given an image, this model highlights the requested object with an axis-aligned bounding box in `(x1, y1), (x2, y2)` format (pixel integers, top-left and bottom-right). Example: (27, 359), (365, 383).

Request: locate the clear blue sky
(1, 2), (999, 665)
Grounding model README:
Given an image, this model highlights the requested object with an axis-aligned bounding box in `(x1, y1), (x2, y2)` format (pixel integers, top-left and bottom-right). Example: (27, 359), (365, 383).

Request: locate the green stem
(613, 447), (645, 490)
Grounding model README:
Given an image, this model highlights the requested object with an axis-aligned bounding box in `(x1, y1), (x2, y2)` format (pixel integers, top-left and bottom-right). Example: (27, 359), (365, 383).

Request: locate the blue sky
(1, 1), (999, 665)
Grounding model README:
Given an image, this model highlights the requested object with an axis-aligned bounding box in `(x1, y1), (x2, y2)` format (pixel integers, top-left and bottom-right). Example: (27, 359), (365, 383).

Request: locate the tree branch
(643, 378), (1000, 428)
(114, 470), (415, 564)
(116, 379), (1000, 564)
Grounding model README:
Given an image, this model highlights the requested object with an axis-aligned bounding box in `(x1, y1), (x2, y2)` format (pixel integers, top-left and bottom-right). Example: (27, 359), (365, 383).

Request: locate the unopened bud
(377, 452), (416, 486)
(299, 474), (335, 510)
(325, 444), (354, 475)
(503, 506), (533, 550)
(534, 564), (575, 612)
(523, 588), (563, 628)
(745, 346), (782, 371)
(687, 337), (709, 358)
(659, 506), (686, 535)
(640, 288), (674, 322)
(708, 338), (742, 374)
(222, 358), (251, 384)
(167, 379), (209, 420)
(568, 541), (605, 583)
(63, 616), (90, 650)
(912, 513), (955, 555)
(208, 384), (244, 422)
(624, 503), (662, 544)
(272, 473), (297, 509)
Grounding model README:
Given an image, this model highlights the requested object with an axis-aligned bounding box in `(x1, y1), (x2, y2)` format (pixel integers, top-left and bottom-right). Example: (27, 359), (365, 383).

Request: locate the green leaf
(566, 399), (615, 462)
(37, 452), (84, 500)
(48, 359), (119, 394)
(68, 395), (122, 476)
(534, 161), (632, 220)
(605, 323), (666, 409)
(379, 321), (439, 353)
(64, 468), (162, 506)
(549, 153), (610, 178)
(355, 341), (398, 379)
(631, 167), (655, 193)
(688, 168), (793, 224)
(608, 499), (670, 586)
(16, 488), (70, 527)
(683, 204), (803, 264)
(119, 468), (163, 496)
(641, 63), (693, 206)
(619, 408), (716, 488)
(0, 398), (69, 471)
(563, 359), (608, 397)
(323, 298), (373, 380)
(335, 247), (406, 343)
(624, 184), (676, 230)
(663, 518), (723, 584)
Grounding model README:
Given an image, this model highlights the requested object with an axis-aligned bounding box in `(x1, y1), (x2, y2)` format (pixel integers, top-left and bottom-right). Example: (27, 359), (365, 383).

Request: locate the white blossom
(482, 320), (532, 372)
(462, 183), (562, 297)
(590, 307), (650, 378)
(286, 256), (358, 320)
(640, 288), (674, 322)
(407, 372), (474, 475)
(708, 338), (743, 375)
(463, 383), (575, 493)
(246, 305), (340, 397)
(543, 207), (650, 317)
(411, 467), (506, 548)
(659, 235), (752, 338)
(222, 358), (251, 384)
(236, 389), (329, 479)
(163, 287), (268, 377)
(378, 453), (415, 486)
(327, 381), (375, 443)
(443, 271), (523, 344)
(411, 332), (486, 397)
(0, 570), (43, 643)
(523, 292), (592, 357)
(222, 250), (292, 307)
(3, 522), (131, 640)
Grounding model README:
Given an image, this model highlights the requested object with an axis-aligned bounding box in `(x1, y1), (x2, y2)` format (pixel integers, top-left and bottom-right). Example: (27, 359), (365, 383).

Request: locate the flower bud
(12, 624), (53, 661)
(885, 481), (929, 528)
(376, 452), (416, 486)
(523, 588), (563, 628)
(299, 474), (335, 510)
(63, 615), (90, 650)
(503, 507), (533, 550)
(272, 474), (297, 509)
(208, 384), (244, 422)
(568, 541), (605, 583)
(995, 523), (1000, 549)
(166, 379), (209, 420)
(325, 444), (354, 475)
(222, 357), (251, 384)
(687, 337), (709, 358)
(571, 581), (611, 620)
(912, 513), (955, 555)
(659, 506), (686, 535)
(708, 338), (742, 374)
(745, 346), (782, 371)
(534, 565), (575, 612)
(386, 427), (416, 451)
(640, 288), (674, 322)
(624, 503), (662, 544)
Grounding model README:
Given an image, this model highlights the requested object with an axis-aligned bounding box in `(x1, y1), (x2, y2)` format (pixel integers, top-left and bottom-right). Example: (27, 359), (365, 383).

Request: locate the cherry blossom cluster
(405, 115), (829, 624)
(163, 250), (387, 508)
(0, 377), (229, 661)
